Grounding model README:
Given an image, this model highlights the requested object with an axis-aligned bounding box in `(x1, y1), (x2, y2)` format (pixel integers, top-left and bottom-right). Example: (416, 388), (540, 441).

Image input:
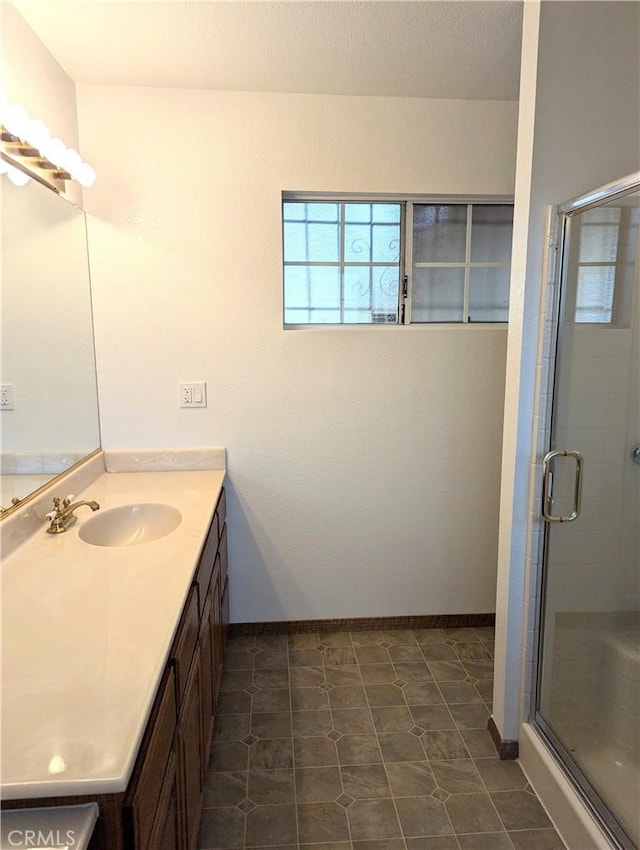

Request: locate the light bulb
(2, 103), (30, 139)
(61, 147), (82, 176)
(25, 118), (50, 152)
(42, 137), (67, 168)
(76, 162), (97, 188)
(7, 165), (31, 186)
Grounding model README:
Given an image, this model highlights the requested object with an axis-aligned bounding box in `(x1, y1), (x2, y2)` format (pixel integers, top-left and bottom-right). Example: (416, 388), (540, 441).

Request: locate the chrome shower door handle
(542, 450), (584, 523)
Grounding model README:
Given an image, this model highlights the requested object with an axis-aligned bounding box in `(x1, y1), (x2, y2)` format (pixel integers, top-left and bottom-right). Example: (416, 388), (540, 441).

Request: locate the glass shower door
(535, 184), (639, 849)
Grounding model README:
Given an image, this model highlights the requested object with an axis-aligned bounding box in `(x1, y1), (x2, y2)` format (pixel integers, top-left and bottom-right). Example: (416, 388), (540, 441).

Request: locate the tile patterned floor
(198, 627), (566, 850)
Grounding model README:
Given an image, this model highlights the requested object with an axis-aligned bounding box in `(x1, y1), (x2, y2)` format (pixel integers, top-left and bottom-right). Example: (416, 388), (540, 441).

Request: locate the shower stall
(532, 173), (639, 849)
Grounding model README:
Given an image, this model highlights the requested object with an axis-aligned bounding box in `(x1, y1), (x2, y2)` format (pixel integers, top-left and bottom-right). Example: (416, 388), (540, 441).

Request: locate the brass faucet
(46, 495), (100, 534)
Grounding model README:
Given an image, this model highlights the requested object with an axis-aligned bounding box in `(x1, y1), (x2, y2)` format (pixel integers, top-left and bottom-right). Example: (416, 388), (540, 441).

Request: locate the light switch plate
(1, 384), (15, 410)
(180, 382), (207, 408)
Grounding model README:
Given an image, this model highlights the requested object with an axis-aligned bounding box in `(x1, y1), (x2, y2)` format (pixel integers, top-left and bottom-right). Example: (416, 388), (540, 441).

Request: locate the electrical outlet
(180, 382), (207, 408)
(0, 384), (15, 410)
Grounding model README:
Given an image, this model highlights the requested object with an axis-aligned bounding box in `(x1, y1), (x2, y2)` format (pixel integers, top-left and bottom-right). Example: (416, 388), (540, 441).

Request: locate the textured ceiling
(14, 1), (523, 101)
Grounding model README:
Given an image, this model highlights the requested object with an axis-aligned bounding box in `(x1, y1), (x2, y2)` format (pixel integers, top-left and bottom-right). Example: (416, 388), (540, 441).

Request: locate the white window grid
(282, 201), (403, 324)
(282, 195), (514, 326)
(404, 202), (512, 324)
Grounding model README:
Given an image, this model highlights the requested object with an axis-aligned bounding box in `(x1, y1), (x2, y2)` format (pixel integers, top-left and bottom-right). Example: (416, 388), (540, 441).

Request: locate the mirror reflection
(1, 177), (100, 513)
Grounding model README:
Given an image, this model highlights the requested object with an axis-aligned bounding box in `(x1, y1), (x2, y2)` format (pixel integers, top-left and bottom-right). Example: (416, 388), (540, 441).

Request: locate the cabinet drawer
(127, 666), (177, 850)
(172, 587), (199, 708)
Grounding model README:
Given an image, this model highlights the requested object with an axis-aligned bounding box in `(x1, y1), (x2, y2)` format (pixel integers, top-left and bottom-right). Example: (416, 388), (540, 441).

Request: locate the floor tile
(198, 806), (245, 848)
(366, 683), (408, 706)
(474, 757), (528, 791)
(253, 667), (290, 689)
(297, 801), (350, 842)
(254, 649), (289, 669)
(403, 682), (444, 705)
(422, 644), (458, 662)
(457, 831), (512, 849)
(409, 704), (456, 731)
(251, 711), (291, 739)
(459, 728), (498, 758)
(336, 733), (383, 765)
(491, 790), (553, 831)
(370, 705), (415, 733)
(340, 762), (391, 798)
(422, 730), (470, 760)
(378, 731), (427, 762)
(249, 738), (293, 770)
(291, 686), (330, 711)
(437, 681), (483, 705)
(292, 708), (333, 737)
(508, 828), (566, 849)
(247, 768), (295, 804)
(385, 761), (436, 797)
(348, 798), (403, 839)
(332, 707), (375, 734)
(430, 759), (484, 793)
(448, 703), (490, 730)
(251, 688), (291, 713)
(445, 792), (503, 833)
(245, 803), (297, 846)
(209, 740), (250, 771)
(360, 663), (397, 684)
(214, 713), (252, 742)
(405, 837), (459, 850)
(289, 647), (324, 667)
(295, 765), (343, 802)
(217, 690), (253, 715)
(329, 684), (368, 708)
(288, 632), (320, 649)
(202, 770), (247, 807)
(204, 628), (564, 850)
(414, 629), (447, 645)
(294, 736), (338, 767)
(356, 644), (392, 664)
(289, 666), (324, 687)
(396, 796), (454, 837)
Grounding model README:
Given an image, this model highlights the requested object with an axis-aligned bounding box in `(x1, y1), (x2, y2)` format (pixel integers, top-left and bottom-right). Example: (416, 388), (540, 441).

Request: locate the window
(572, 202), (639, 324)
(282, 197), (513, 326)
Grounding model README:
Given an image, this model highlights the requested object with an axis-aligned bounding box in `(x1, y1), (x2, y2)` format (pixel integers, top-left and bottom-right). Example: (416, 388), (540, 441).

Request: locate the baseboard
(229, 612), (495, 637)
(487, 715), (519, 760)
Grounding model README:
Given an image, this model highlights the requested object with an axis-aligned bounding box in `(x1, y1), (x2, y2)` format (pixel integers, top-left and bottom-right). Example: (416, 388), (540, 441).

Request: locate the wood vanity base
(2, 487), (229, 850)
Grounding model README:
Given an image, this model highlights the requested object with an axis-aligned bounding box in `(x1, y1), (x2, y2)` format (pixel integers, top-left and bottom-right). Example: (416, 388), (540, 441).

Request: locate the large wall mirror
(1, 176), (100, 515)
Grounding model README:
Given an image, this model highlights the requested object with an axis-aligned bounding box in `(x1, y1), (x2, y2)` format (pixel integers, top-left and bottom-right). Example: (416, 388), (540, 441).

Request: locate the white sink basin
(78, 503), (182, 547)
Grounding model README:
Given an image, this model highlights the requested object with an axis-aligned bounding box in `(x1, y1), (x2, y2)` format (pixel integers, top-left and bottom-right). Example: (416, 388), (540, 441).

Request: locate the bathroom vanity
(1, 462), (229, 850)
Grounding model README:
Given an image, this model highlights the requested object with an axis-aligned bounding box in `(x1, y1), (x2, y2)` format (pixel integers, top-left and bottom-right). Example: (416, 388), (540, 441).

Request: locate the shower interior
(534, 178), (640, 850)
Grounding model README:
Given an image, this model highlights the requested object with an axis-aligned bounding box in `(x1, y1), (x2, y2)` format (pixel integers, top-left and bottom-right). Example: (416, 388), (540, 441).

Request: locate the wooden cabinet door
(199, 590), (214, 774)
(209, 568), (222, 701)
(177, 650), (203, 850)
(147, 751), (180, 850)
(126, 667), (177, 850)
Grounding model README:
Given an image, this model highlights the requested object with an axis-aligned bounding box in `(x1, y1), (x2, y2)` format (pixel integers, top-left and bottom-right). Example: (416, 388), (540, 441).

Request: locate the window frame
(282, 192), (514, 328)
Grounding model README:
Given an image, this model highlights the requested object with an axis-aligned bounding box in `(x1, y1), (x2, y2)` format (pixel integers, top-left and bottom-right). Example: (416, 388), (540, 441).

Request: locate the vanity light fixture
(0, 95), (96, 192)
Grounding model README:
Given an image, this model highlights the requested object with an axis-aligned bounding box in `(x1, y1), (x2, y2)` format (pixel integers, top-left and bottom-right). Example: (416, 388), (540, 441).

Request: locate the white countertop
(1, 467), (225, 800)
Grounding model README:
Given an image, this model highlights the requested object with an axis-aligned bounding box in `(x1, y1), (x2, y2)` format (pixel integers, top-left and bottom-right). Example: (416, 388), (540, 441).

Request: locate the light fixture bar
(1, 128), (70, 191)
(0, 95), (96, 191)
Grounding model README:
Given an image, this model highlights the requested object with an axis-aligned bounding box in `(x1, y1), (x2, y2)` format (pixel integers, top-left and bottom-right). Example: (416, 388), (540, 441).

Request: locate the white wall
(493, 0), (640, 741)
(76, 86), (517, 622)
